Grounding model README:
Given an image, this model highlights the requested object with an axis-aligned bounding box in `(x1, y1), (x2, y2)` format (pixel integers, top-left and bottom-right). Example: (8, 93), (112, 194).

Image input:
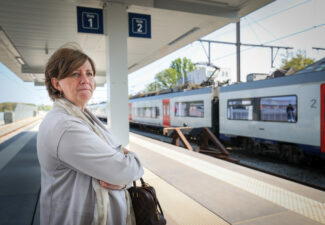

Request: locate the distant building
(178, 67), (231, 85)
(178, 68), (206, 85)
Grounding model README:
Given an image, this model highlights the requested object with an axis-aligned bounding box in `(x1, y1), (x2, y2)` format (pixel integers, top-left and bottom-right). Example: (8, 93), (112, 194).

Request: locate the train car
(89, 58), (325, 161)
(87, 102), (108, 121)
(219, 59), (325, 161)
(129, 87), (213, 128)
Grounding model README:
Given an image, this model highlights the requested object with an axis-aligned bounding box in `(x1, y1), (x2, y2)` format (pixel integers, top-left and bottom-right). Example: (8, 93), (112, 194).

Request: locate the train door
(162, 99), (170, 127)
(128, 103), (132, 122)
(321, 84), (325, 153)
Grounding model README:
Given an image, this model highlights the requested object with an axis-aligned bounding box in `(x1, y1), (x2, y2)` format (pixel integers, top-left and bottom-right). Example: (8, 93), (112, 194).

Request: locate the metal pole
(236, 21), (240, 83)
(208, 42), (211, 65)
(271, 47), (274, 68)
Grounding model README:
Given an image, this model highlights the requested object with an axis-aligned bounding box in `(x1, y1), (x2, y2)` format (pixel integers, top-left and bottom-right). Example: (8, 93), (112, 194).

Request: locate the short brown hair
(45, 47), (96, 100)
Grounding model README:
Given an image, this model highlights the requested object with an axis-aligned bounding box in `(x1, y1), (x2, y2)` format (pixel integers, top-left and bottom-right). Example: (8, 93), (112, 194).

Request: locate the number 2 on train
(310, 99), (316, 108)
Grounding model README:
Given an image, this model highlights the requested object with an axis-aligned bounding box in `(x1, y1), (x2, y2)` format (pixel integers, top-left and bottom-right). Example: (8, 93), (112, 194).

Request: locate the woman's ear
(51, 77), (62, 91)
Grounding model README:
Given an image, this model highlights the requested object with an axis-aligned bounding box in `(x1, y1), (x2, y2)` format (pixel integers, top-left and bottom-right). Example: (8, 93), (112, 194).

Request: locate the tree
(281, 51), (315, 71)
(37, 104), (52, 111)
(155, 68), (178, 89)
(170, 57), (196, 84)
(151, 57), (196, 90)
(137, 57), (196, 95)
(0, 102), (17, 112)
(144, 81), (163, 92)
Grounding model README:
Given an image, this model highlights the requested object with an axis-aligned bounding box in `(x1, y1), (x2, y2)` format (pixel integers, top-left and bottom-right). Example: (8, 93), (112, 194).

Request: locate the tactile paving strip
(131, 134), (325, 224)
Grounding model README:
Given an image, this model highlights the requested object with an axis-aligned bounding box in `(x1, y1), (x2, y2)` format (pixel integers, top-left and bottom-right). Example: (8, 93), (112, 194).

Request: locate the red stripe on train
(321, 84), (325, 153)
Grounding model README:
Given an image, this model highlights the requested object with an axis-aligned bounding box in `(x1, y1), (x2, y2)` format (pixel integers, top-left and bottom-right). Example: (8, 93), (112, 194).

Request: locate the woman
(37, 46), (143, 225)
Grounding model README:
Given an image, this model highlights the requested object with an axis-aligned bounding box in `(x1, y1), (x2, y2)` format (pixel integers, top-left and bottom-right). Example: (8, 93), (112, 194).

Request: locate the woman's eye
(72, 72), (79, 77)
(87, 72), (94, 77)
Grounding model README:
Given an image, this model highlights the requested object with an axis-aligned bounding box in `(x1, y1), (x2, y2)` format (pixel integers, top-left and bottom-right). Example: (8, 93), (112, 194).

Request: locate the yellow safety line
(131, 134), (325, 224)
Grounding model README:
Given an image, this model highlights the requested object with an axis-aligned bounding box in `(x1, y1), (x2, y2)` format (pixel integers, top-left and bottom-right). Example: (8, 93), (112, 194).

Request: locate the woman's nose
(79, 72), (89, 84)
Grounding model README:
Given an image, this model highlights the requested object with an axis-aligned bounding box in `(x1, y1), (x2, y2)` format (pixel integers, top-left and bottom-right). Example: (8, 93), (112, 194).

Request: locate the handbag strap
(156, 196), (164, 216)
(131, 177), (146, 197)
(132, 177), (146, 188)
(140, 178), (145, 186)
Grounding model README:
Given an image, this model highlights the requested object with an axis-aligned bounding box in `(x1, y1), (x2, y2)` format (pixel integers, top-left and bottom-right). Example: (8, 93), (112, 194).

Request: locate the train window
(134, 107), (160, 118)
(260, 96), (297, 123)
(227, 99), (253, 120)
(156, 107), (160, 117)
(175, 101), (204, 117)
(189, 102), (204, 117)
(144, 107), (149, 117)
(175, 102), (187, 117)
(167, 103), (170, 116)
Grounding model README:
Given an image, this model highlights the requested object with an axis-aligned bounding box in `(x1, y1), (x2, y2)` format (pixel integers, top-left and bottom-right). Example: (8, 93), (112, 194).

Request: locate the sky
(0, 0), (325, 105)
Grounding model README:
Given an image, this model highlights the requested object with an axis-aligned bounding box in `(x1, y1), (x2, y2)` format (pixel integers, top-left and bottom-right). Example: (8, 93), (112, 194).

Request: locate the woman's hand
(99, 180), (125, 190)
(121, 147), (129, 155)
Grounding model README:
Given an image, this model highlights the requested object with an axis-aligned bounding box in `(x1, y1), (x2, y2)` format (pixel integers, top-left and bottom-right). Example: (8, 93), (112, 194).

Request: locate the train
(89, 58), (325, 162)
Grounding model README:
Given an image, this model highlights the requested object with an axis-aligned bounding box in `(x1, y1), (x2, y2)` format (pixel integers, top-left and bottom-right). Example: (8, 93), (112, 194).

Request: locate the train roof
(295, 57), (325, 74)
(220, 70), (325, 93)
(221, 57), (325, 93)
(129, 87), (213, 102)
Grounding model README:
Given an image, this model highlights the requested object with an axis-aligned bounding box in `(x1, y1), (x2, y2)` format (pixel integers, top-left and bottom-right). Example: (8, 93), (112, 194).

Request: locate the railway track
(232, 153), (325, 192)
(130, 127), (325, 191)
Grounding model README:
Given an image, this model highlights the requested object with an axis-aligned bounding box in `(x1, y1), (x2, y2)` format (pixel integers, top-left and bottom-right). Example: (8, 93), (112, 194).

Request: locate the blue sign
(128, 13), (151, 38)
(77, 6), (103, 34)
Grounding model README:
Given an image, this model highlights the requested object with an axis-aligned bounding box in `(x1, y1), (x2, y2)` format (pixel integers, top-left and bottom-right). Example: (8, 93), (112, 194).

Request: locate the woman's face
(54, 60), (95, 110)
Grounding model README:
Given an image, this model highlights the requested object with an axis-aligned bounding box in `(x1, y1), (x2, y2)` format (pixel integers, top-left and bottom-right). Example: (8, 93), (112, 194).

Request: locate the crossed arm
(58, 122), (143, 189)
(99, 147), (129, 190)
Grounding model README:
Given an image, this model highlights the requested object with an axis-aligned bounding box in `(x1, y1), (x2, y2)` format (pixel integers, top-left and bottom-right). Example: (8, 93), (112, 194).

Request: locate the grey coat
(37, 107), (143, 225)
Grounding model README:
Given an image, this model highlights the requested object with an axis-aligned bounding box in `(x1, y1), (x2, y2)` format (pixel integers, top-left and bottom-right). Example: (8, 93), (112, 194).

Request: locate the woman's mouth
(78, 87), (91, 91)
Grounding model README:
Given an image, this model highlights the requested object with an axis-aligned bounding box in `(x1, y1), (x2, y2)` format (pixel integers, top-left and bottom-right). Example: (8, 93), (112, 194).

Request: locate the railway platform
(130, 133), (325, 225)
(0, 121), (324, 225)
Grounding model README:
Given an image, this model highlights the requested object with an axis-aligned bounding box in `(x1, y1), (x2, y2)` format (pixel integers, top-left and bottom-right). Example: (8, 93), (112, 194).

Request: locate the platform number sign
(128, 13), (151, 38)
(77, 6), (103, 34)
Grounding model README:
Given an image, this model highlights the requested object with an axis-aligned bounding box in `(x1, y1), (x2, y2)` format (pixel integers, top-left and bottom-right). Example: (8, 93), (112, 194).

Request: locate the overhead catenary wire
(208, 0), (313, 41)
(199, 41), (210, 63)
(245, 16), (277, 43)
(264, 24), (325, 45)
(252, 0), (313, 25)
(244, 17), (262, 44)
(210, 24), (325, 62)
(196, 0), (322, 71)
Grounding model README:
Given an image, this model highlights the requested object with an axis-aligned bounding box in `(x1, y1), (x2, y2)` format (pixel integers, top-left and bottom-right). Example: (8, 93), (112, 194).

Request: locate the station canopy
(0, 0), (273, 86)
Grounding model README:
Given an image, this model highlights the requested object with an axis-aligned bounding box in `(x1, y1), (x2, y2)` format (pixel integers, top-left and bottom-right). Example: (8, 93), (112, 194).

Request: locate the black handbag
(128, 178), (166, 225)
